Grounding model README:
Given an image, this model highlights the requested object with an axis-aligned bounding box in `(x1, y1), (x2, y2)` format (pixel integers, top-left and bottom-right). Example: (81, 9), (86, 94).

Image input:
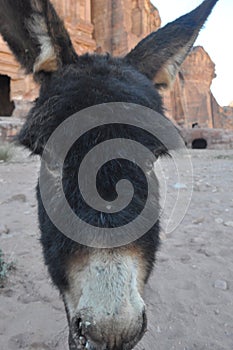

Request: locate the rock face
(162, 47), (216, 128)
(0, 0), (160, 108)
(0, 0), (96, 105)
(162, 46), (233, 130)
(52, 0), (96, 55)
(212, 101), (233, 130)
(0, 0), (232, 132)
(0, 117), (24, 142)
(92, 0), (160, 56)
(0, 36), (39, 102)
(181, 128), (233, 150)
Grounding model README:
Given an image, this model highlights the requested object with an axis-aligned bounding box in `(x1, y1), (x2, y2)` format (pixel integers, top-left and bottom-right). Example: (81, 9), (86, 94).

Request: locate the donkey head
(0, 1), (218, 349)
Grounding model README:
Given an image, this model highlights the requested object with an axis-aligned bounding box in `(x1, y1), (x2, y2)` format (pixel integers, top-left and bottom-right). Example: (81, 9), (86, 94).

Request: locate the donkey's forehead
(39, 54), (161, 109)
(51, 54), (149, 83)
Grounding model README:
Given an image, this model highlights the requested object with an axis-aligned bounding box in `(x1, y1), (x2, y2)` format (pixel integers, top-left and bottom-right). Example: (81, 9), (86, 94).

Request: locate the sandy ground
(0, 147), (233, 350)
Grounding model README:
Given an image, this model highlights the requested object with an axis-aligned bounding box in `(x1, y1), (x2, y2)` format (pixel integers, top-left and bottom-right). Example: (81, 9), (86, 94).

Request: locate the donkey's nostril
(76, 317), (83, 332)
(70, 316), (90, 349)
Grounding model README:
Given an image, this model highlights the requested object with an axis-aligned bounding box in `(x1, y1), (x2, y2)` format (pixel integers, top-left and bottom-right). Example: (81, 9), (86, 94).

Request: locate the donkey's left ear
(0, 0), (78, 77)
(125, 0), (218, 89)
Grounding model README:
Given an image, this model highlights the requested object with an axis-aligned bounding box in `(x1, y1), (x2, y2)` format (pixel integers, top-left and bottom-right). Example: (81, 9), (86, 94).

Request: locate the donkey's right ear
(0, 0), (78, 77)
(125, 0), (218, 89)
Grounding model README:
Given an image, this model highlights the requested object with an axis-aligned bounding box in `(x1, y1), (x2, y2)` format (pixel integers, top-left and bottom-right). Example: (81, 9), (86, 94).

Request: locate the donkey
(0, 0), (218, 349)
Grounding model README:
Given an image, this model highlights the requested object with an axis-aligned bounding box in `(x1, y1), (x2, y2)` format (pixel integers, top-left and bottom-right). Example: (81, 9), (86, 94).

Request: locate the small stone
(212, 210), (221, 215)
(0, 224), (10, 234)
(214, 279), (228, 290)
(224, 221), (233, 227)
(193, 184), (200, 192)
(190, 307), (198, 317)
(215, 218), (224, 224)
(18, 294), (41, 304)
(212, 188), (218, 193)
(192, 217), (205, 225)
(9, 194), (27, 203)
(2, 288), (14, 297)
(180, 255), (191, 263)
(197, 248), (212, 257)
(190, 237), (205, 245)
(214, 309), (220, 315)
(157, 253), (169, 263)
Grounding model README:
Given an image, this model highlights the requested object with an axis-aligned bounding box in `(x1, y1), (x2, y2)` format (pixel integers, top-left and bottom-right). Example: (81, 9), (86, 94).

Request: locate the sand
(0, 147), (233, 350)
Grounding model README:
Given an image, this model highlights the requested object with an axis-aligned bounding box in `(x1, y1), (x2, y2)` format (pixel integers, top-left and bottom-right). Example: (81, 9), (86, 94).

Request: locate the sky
(151, 0), (233, 106)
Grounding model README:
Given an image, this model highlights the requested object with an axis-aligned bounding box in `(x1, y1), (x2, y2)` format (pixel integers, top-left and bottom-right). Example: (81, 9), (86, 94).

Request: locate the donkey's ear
(125, 0), (218, 89)
(0, 0), (78, 76)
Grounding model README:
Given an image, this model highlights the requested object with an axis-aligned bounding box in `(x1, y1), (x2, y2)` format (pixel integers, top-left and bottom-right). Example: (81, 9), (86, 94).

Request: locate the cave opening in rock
(0, 75), (15, 116)
(192, 138), (208, 149)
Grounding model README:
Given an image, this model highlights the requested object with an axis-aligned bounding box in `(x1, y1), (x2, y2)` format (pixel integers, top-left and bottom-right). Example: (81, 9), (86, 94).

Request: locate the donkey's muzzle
(69, 308), (147, 350)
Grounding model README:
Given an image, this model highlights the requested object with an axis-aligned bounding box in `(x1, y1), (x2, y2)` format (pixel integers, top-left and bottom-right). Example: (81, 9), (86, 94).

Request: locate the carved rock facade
(0, 0), (232, 131)
(163, 46), (233, 130)
(0, 0), (160, 113)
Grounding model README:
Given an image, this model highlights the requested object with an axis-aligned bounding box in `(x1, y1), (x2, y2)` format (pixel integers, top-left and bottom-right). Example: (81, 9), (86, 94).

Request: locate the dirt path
(0, 148), (233, 350)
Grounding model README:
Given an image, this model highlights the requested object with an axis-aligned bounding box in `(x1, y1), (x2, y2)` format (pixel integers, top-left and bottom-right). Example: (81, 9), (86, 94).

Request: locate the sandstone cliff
(92, 0), (161, 55)
(0, 0), (160, 105)
(163, 46), (216, 128)
(0, 0), (232, 130)
(162, 46), (233, 130)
